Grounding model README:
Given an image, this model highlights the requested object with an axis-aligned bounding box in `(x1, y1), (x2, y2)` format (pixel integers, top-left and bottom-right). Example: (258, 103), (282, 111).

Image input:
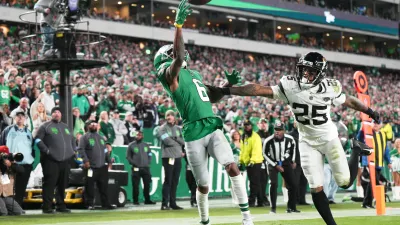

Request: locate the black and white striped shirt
(263, 134), (296, 167)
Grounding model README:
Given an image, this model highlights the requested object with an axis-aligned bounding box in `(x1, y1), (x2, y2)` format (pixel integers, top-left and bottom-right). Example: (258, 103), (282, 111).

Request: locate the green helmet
(153, 44), (190, 70)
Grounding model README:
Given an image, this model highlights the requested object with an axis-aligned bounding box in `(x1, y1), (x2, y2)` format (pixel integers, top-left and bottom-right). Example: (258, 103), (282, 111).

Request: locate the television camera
(0, 146), (24, 164)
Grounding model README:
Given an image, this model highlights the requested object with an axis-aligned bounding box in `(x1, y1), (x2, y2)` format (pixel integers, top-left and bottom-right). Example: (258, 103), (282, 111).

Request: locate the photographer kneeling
(0, 154), (24, 216)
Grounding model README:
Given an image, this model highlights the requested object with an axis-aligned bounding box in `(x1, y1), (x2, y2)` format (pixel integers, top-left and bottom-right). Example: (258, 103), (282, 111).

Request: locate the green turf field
(222, 216), (400, 225)
(2, 202), (400, 225)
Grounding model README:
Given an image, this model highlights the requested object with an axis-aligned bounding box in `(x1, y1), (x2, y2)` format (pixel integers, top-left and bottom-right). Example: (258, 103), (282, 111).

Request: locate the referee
(263, 121), (299, 214)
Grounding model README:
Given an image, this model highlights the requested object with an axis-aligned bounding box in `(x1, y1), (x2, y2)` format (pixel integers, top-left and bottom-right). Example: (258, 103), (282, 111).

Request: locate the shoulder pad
(279, 75), (299, 92)
(322, 79), (342, 96)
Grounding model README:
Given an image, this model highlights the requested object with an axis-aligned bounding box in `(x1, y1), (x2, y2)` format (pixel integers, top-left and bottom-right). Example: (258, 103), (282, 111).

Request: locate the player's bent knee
(225, 163), (240, 177)
(198, 185), (209, 194)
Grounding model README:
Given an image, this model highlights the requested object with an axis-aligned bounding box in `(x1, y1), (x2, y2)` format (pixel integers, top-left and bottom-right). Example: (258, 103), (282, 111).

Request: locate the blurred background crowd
(0, 22), (399, 146)
(1, 0), (399, 60)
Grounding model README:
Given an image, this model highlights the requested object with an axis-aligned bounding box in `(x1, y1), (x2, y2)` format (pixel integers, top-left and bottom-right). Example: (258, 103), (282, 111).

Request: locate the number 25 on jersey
(292, 103), (328, 125)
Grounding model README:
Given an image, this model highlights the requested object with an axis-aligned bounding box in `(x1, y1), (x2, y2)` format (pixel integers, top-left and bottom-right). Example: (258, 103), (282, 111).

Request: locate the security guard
(126, 131), (155, 205)
(158, 110), (184, 210)
(77, 120), (116, 210)
(240, 119), (263, 207)
(263, 121), (299, 214)
(34, 107), (75, 214)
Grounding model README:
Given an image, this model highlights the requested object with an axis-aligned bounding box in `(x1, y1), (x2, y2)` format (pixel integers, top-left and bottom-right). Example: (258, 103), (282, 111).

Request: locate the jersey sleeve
(329, 79), (346, 106)
(271, 76), (295, 104)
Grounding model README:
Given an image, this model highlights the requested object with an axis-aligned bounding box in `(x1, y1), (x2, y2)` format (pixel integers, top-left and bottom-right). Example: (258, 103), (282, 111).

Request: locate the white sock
(396, 187), (400, 200)
(356, 186), (364, 198)
(230, 175), (251, 220)
(392, 187), (397, 200)
(282, 187), (288, 203)
(196, 189), (209, 224)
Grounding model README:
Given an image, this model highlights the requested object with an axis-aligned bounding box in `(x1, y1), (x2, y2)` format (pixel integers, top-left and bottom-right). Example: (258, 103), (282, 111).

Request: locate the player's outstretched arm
(205, 83), (274, 101)
(165, 0), (192, 90)
(229, 84), (274, 98)
(343, 95), (380, 123)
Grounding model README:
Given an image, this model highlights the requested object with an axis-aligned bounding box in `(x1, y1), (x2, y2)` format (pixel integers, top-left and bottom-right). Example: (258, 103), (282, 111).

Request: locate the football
(188, 0), (212, 5)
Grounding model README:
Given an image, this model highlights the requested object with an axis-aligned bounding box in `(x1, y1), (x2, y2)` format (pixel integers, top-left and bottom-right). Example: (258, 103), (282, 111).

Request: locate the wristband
(221, 87), (231, 95)
(174, 23), (183, 28)
(366, 107), (374, 116)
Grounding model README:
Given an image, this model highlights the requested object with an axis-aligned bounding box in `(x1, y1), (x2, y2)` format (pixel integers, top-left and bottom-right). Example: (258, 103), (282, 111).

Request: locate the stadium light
(229, 19), (232, 22)
(249, 19), (259, 23)
(238, 17), (248, 21)
(277, 26), (281, 29)
(118, 1), (122, 5)
(131, 4), (136, 7)
(141, 5), (144, 8)
(349, 37), (353, 40)
(172, 10), (175, 13)
(326, 33), (330, 37)
(226, 15), (236, 20)
(287, 27), (291, 31)
(207, 22), (211, 25)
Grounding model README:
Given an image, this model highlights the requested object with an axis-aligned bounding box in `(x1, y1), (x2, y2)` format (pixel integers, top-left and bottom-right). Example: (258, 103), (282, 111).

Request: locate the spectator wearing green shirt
(0, 72), (11, 107)
(99, 111), (116, 144)
(158, 99), (173, 119)
(117, 92), (135, 114)
(72, 86), (90, 116)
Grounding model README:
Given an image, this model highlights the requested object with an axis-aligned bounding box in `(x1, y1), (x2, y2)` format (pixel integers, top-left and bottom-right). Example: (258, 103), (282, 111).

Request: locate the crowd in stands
(0, 22), (399, 148)
(1, 0), (398, 60)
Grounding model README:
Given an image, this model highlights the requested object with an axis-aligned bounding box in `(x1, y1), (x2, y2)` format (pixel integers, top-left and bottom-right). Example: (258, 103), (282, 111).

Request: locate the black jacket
(34, 120), (75, 162)
(126, 140), (151, 168)
(77, 131), (110, 168)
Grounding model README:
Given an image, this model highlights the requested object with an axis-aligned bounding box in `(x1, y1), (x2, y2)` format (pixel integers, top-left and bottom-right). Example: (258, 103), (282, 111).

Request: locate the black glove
(366, 108), (380, 124)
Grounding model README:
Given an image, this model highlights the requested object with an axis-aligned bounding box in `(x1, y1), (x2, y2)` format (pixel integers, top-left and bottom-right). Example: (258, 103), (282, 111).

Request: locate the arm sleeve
(0, 127), (8, 146)
(291, 139), (296, 162)
(119, 121), (128, 135)
(126, 144), (135, 166)
(34, 124), (50, 155)
(384, 146), (392, 164)
(77, 136), (88, 163)
(157, 126), (178, 147)
(249, 135), (262, 164)
(263, 140), (277, 167)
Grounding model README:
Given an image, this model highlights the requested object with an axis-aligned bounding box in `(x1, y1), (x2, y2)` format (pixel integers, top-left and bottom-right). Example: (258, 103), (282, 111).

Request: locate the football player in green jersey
(154, 0), (253, 224)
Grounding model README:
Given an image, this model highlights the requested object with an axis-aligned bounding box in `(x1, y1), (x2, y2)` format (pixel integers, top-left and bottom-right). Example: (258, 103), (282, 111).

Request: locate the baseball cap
(274, 121), (285, 130)
(259, 118), (268, 123)
(165, 110), (175, 118)
(113, 109), (119, 114)
(14, 110), (25, 118)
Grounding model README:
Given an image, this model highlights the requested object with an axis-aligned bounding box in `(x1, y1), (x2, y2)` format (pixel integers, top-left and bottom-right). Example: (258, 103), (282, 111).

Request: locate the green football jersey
(157, 63), (221, 141)
(0, 85), (10, 106)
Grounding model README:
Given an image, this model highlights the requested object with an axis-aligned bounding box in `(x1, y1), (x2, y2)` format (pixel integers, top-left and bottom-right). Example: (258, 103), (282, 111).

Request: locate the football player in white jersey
(208, 52), (379, 225)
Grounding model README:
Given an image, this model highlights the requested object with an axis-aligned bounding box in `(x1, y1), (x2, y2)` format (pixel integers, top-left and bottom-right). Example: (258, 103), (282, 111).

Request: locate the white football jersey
(271, 75), (346, 146)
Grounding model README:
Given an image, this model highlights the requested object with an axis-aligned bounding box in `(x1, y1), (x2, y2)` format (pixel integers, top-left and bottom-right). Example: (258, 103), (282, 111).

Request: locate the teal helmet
(153, 44), (190, 70)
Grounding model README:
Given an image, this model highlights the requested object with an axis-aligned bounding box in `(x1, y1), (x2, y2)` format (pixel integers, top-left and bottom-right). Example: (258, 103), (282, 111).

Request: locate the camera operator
(77, 120), (116, 210)
(0, 156), (24, 216)
(0, 111), (34, 207)
(34, 0), (60, 57)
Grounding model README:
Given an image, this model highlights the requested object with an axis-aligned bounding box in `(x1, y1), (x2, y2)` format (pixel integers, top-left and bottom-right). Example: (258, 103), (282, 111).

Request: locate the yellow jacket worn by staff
(240, 131), (263, 166)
